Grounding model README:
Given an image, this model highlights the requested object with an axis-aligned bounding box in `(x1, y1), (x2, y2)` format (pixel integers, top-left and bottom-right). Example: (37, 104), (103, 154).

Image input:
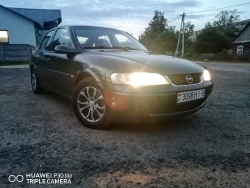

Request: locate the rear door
(33, 30), (55, 86)
(46, 28), (75, 96)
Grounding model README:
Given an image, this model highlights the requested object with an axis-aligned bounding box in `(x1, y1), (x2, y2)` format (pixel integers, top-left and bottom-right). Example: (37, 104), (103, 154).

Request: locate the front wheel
(31, 68), (45, 94)
(73, 77), (109, 129)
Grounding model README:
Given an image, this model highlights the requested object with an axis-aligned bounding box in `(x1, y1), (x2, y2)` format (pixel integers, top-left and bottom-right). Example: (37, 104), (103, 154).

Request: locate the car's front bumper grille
(108, 95), (207, 120)
(109, 91), (209, 116)
(167, 73), (202, 85)
(105, 82), (213, 121)
(147, 98), (206, 115)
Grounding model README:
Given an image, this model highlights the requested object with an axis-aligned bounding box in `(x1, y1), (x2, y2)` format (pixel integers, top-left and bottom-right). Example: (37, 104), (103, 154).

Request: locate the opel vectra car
(30, 25), (213, 129)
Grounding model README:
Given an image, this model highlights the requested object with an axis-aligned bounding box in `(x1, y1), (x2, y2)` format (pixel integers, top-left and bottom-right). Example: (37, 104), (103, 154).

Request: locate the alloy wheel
(31, 71), (37, 91)
(77, 86), (105, 122)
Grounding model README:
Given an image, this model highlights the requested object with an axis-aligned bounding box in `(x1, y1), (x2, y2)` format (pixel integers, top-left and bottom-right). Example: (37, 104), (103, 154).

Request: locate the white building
(0, 4), (61, 47)
(188, 30), (202, 42)
(231, 22), (250, 56)
(233, 19), (250, 31)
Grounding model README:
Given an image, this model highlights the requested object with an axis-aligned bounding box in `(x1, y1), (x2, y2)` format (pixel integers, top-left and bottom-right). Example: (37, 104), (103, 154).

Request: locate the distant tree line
(138, 10), (240, 57)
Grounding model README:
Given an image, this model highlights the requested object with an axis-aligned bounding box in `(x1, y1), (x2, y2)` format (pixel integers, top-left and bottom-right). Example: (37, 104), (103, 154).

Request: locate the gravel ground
(0, 63), (250, 187)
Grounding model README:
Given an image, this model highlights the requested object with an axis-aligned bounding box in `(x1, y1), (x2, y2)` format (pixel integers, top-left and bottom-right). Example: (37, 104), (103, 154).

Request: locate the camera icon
(8, 175), (24, 183)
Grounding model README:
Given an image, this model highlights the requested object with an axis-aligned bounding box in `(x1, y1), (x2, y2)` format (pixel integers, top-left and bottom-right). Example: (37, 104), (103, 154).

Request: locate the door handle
(46, 58), (50, 61)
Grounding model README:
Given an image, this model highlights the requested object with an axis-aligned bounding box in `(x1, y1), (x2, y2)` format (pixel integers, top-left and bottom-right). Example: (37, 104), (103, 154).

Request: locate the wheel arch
(29, 63), (35, 73)
(74, 69), (104, 89)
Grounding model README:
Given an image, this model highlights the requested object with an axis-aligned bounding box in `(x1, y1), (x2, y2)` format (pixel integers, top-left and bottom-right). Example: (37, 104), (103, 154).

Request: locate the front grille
(167, 73), (202, 85)
(109, 94), (206, 116)
(147, 98), (205, 115)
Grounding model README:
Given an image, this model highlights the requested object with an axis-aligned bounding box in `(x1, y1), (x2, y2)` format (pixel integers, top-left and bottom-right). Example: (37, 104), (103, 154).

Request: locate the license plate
(177, 89), (205, 103)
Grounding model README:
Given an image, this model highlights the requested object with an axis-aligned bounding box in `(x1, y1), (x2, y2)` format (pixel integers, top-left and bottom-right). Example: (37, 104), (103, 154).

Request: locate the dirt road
(0, 62), (250, 187)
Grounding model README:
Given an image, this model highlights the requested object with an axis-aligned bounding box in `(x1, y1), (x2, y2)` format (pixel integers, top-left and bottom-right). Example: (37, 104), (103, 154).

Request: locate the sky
(1, 0), (250, 38)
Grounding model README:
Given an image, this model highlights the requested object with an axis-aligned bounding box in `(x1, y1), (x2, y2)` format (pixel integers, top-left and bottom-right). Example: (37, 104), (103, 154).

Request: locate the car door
(33, 30), (55, 86)
(46, 28), (75, 96)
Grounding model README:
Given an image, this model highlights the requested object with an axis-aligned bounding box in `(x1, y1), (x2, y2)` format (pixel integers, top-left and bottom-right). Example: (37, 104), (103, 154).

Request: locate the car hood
(90, 50), (203, 75)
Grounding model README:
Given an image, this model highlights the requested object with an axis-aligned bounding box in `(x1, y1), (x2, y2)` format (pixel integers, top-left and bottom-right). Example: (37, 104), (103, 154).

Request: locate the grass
(186, 58), (250, 63)
(0, 61), (29, 66)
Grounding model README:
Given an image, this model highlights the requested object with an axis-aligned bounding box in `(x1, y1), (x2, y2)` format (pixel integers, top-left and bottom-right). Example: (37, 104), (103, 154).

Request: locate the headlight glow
(111, 73), (170, 86)
(203, 70), (211, 81)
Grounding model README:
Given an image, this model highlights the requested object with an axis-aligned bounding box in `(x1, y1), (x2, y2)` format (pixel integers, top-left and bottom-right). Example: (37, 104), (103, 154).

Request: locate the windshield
(73, 26), (147, 51)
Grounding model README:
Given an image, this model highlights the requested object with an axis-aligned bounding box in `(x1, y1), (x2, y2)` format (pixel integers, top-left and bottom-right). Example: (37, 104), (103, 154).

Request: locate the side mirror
(54, 45), (80, 54)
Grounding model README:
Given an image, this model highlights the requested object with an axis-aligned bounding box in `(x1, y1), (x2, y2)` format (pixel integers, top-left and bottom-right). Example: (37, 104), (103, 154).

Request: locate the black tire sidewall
(31, 68), (44, 94)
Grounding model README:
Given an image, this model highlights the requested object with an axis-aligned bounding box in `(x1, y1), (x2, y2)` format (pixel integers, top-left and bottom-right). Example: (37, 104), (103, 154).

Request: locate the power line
(168, 16), (181, 24)
(185, 15), (212, 24)
(187, 2), (250, 14)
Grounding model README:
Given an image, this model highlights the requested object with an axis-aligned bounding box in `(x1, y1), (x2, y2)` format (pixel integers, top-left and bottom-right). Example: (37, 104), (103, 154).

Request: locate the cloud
(59, 0), (202, 33)
(59, 0), (201, 21)
(1, 0), (202, 35)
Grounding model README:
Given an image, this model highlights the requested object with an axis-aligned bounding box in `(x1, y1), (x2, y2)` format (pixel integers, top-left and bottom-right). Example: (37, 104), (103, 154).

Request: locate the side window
(237, 45), (243, 55)
(52, 29), (71, 51)
(0, 30), (9, 43)
(40, 30), (55, 51)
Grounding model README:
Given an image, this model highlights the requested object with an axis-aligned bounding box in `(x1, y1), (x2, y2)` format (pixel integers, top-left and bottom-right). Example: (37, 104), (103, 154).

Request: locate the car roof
(53, 25), (126, 33)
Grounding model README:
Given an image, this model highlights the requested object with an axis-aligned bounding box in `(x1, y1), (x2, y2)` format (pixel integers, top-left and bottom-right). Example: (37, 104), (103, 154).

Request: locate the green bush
(185, 52), (250, 62)
(236, 55), (250, 62)
(165, 51), (174, 56)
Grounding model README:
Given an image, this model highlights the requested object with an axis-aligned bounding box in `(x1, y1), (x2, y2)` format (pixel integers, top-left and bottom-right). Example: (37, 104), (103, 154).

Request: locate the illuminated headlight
(203, 70), (211, 82)
(111, 73), (170, 86)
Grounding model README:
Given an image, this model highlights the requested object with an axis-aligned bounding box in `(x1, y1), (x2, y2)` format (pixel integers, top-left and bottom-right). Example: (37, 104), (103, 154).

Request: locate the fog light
(104, 90), (128, 111)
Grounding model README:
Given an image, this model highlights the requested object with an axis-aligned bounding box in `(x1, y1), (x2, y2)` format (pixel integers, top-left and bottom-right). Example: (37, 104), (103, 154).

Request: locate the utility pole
(175, 15), (182, 57)
(175, 13), (185, 57)
(182, 13), (185, 58)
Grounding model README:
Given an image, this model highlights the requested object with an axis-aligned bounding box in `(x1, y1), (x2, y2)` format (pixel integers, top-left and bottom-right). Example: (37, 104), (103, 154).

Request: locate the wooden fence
(0, 44), (35, 61)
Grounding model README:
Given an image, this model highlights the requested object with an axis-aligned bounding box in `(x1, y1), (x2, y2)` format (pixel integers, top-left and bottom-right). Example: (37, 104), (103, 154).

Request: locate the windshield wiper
(111, 46), (140, 51)
(82, 46), (142, 51)
(82, 46), (112, 49)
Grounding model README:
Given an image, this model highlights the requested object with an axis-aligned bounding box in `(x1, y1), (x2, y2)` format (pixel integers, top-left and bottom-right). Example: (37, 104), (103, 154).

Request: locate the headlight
(111, 73), (170, 86)
(203, 70), (211, 81)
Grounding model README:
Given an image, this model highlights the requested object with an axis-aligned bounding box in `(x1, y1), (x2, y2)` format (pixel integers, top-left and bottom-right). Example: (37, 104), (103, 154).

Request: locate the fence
(0, 44), (34, 61)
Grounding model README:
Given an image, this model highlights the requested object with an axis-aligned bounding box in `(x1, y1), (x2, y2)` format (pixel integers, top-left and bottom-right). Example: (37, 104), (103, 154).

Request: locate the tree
(194, 9), (240, 53)
(149, 31), (177, 54)
(139, 11), (195, 55)
(168, 26), (176, 32)
(213, 9), (240, 31)
(194, 27), (231, 53)
(139, 11), (167, 48)
(204, 22), (212, 29)
(184, 21), (194, 38)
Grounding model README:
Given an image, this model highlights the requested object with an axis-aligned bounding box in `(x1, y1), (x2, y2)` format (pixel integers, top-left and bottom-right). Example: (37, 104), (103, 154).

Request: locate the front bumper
(103, 81), (213, 123)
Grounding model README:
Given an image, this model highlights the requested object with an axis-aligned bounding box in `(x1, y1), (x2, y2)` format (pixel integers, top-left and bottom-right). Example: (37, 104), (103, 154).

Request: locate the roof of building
(0, 4), (61, 29)
(233, 19), (250, 25)
(232, 22), (250, 44)
(8, 7), (61, 28)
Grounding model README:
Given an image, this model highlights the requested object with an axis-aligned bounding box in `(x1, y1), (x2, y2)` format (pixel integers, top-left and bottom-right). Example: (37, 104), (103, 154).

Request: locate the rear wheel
(31, 68), (45, 94)
(73, 77), (109, 129)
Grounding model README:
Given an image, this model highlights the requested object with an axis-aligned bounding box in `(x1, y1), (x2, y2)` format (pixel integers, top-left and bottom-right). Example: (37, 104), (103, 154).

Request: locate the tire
(73, 77), (109, 129)
(31, 68), (45, 94)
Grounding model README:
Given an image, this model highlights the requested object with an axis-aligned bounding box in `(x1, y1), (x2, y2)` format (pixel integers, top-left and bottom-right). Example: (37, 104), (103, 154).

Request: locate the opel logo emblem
(186, 74), (193, 84)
